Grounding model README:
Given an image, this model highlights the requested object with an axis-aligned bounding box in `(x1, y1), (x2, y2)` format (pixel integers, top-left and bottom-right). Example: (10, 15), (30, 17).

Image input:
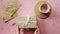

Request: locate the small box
(18, 16), (37, 28)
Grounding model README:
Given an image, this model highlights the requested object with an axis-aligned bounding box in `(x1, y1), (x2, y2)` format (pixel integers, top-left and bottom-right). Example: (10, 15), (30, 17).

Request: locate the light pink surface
(0, 0), (60, 34)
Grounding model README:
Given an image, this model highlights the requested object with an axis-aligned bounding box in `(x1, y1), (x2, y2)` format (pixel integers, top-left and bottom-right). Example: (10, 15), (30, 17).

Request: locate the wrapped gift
(2, 0), (20, 22)
(18, 16), (37, 28)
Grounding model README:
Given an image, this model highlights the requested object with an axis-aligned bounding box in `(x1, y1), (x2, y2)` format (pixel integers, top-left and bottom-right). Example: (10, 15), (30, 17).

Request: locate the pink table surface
(0, 0), (60, 34)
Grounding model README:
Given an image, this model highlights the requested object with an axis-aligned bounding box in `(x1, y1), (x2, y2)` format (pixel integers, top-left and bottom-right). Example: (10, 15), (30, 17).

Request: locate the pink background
(0, 0), (60, 34)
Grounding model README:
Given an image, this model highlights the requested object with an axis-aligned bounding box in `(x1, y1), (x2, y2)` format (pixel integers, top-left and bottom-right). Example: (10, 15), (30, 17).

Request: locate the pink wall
(0, 0), (60, 34)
